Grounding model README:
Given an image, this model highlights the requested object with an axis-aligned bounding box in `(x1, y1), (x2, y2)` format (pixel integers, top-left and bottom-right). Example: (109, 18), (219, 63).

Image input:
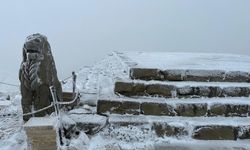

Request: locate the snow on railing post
(50, 86), (64, 146)
(50, 86), (60, 116)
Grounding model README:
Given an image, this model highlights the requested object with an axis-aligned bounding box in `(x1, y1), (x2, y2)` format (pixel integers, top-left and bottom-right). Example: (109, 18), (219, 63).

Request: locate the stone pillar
(19, 33), (62, 121)
(24, 117), (58, 150)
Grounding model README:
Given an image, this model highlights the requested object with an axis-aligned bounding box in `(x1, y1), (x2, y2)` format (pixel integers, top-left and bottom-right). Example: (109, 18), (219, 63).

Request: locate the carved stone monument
(19, 33), (62, 121)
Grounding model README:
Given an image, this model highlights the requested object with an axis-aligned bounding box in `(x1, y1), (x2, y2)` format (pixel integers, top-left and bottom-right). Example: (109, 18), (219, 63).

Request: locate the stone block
(114, 100), (140, 115)
(193, 126), (236, 140)
(210, 104), (249, 117)
(175, 104), (207, 117)
(24, 117), (58, 150)
(223, 87), (242, 97)
(163, 69), (185, 81)
(225, 71), (250, 82)
(210, 104), (227, 116)
(237, 126), (250, 139)
(97, 100), (121, 114)
(240, 87), (250, 97)
(177, 86), (194, 95)
(185, 70), (224, 82)
(193, 86), (211, 97)
(226, 105), (249, 117)
(130, 68), (164, 80)
(68, 114), (107, 135)
(209, 87), (223, 97)
(141, 102), (175, 116)
(146, 84), (175, 97)
(114, 82), (146, 96)
(152, 122), (188, 137)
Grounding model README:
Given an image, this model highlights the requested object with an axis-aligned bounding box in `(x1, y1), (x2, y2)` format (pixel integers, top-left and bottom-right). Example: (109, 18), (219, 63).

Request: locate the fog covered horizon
(0, 0), (250, 80)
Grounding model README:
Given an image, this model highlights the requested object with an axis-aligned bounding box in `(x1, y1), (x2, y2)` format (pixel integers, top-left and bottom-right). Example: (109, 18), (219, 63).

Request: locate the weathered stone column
(19, 33), (62, 121)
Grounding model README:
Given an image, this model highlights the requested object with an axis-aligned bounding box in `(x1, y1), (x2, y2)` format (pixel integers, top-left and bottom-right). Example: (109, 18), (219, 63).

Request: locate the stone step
(114, 80), (250, 98)
(108, 115), (250, 140)
(150, 139), (250, 150)
(130, 68), (250, 83)
(61, 112), (107, 135)
(97, 97), (250, 117)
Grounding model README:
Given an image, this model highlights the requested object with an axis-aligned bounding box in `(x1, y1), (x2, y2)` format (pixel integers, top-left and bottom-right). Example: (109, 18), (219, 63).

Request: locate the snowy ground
(1, 52), (250, 150)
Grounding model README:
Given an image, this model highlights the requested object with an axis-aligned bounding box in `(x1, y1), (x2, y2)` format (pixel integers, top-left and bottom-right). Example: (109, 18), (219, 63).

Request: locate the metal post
(50, 86), (60, 116)
(72, 71), (77, 97)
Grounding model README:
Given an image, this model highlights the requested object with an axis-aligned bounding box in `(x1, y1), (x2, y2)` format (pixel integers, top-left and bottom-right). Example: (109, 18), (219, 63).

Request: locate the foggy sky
(0, 0), (250, 79)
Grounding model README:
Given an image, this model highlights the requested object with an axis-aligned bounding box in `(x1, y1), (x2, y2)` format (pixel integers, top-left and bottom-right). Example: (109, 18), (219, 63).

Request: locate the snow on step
(115, 52), (250, 82)
(115, 80), (250, 98)
(151, 138), (250, 150)
(130, 68), (250, 82)
(97, 97), (250, 117)
(108, 115), (250, 140)
(61, 113), (107, 135)
(117, 52), (250, 72)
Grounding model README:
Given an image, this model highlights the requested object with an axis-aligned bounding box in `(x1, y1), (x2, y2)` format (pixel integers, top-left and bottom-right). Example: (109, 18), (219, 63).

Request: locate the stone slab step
(108, 115), (250, 140)
(97, 97), (250, 117)
(61, 113), (107, 135)
(150, 139), (250, 150)
(130, 68), (250, 83)
(115, 80), (250, 98)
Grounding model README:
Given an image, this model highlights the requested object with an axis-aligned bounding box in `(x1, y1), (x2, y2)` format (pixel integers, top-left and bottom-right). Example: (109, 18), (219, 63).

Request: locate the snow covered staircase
(96, 52), (250, 146)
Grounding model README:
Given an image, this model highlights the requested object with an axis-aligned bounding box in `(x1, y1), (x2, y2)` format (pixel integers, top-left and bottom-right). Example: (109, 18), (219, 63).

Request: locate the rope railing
(21, 91), (80, 117)
(22, 103), (54, 116)
(0, 81), (19, 87)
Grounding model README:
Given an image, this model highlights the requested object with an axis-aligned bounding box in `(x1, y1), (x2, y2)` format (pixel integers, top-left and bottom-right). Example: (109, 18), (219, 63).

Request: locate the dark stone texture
(19, 33), (62, 121)
(223, 87), (242, 97)
(185, 69), (225, 82)
(163, 69), (185, 81)
(193, 86), (211, 97)
(130, 68), (164, 80)
(226, 105), (249, 117)
(114, 101), (140, 115)
(177, 86), (194, 96)
(240, 87), (250, 97)
(210, 104), (227, 116)
(129, 68), (250, 82)
(141, 102), (175, 116)
(209, 87), (223, 97)
(114, 82), (145, 96)
(237, 126), (250, 139)
(153, 122), (187, 137)
(97, 100), (122, 114)
(175, 104), (207, 116)
(97, 100), (140, 115)
(146, 84), (176, 97)
(225, 71), (250, 82)
(209, 104), (249, 117)
(193, 126), (237, 140)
